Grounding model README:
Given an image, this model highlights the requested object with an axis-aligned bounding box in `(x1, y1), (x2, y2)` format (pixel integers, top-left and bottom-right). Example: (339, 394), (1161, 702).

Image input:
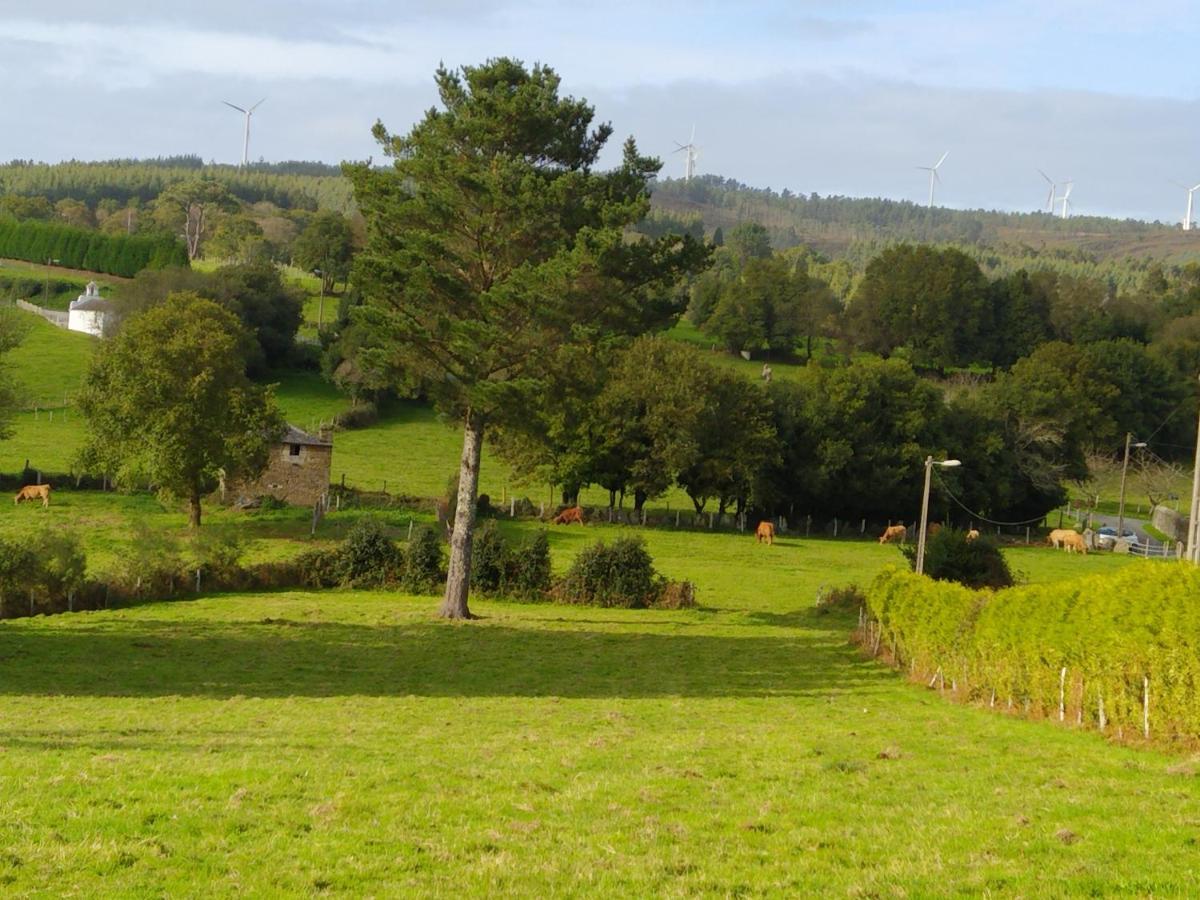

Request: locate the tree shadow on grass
(0, 617), (891, 700)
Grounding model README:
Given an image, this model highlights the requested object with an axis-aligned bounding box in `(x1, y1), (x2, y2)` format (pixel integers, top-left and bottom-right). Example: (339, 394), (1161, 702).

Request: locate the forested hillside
(645, 175), (1200, 293)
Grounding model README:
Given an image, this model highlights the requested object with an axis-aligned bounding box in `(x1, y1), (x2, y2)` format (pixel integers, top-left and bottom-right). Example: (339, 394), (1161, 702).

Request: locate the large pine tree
(346, 58), (707, 619)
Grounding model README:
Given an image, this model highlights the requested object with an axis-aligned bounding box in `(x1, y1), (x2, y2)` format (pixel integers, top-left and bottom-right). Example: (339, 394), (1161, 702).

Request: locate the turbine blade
(934, 151), (948, 169)
(1191, 183), (1200, 192)
(250, 97), (267, 112)
(222, 101), (247, 113)
(1037, 168), (1053, 185)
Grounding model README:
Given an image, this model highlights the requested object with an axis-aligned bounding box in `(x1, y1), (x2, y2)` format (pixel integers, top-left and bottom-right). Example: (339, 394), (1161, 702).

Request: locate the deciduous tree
(76, 294), (282, 528)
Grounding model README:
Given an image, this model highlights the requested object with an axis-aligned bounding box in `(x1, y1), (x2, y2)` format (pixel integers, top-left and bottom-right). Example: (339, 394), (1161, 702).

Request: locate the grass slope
(0, 525), (1190, 896)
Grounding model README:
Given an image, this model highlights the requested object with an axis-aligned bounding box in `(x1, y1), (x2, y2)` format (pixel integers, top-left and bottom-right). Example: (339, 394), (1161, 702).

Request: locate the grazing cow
(966, 529), (980, 541)
(1060, 531), (1087, 555)
(14, 484), (51, 508)
(755, 521), (776, 545)
(1048, 528), (1086, 554)
(552, 505), (585, 526)
(927, 522), (942, 536)
(879, 524), (907, 545)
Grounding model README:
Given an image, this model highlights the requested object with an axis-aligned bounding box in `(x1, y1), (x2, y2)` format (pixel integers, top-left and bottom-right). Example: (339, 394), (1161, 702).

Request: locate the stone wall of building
(1151, 504), (1190, 543)
(233, 442), (332, 507)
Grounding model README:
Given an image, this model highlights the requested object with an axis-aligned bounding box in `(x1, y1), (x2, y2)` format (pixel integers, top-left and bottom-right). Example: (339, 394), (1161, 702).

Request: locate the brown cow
(879, 524), (906, 544)
(927, 522), (942, 536)
(966, 529), (980, 542)
(14, 484), (51, 508)
(552, 505), (585, 525)
(755, 521), (775, 545)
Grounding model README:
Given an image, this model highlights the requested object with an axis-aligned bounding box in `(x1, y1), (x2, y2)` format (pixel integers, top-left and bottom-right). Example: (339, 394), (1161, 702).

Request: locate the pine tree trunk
(441, 410), (484, 620)
(188, 490), (202, 529)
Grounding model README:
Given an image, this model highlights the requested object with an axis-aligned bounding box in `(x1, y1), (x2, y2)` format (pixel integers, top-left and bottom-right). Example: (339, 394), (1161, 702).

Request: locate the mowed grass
(0, 523), (1192, 896)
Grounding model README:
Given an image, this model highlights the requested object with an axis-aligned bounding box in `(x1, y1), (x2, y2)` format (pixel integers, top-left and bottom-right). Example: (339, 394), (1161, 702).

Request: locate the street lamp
(1116, 433), (1147, 547)
(916, 456), (961, 575)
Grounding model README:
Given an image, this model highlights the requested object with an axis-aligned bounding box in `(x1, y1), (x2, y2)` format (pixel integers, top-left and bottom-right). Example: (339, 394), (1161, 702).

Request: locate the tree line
(0, 218), (187, 277)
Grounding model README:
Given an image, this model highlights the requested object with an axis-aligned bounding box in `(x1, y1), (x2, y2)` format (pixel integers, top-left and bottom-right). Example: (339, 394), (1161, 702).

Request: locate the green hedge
(866, 564), (1200, 741)
(0, 218), (187, 276)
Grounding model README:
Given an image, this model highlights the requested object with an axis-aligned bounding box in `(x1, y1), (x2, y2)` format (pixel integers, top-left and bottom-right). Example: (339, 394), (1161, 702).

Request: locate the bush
(333, 401), (378, 430)
(899, 528), (1013, 589)
(194, 530), (247, 584)
(470, 520), (509, 594)
(557, 536), (660, 608)
(509, 530), (552, 599)
(404, 526), (444, 593)
(341, 516), (402, 586)
(294, 547), (345, 588)
(656, 580), (697, 609)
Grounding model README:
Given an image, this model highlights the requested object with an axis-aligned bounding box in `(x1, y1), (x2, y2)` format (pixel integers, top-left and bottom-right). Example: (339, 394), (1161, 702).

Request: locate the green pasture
(1, 519), (1193, 895)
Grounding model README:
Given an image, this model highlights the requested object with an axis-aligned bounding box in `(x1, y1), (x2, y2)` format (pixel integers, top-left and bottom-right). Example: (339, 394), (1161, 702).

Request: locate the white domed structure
(67, 281), (113, 337)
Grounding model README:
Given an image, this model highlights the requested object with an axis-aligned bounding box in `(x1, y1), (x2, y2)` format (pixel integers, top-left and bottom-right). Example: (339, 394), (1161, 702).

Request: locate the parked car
(1095, 526), (1139, 551)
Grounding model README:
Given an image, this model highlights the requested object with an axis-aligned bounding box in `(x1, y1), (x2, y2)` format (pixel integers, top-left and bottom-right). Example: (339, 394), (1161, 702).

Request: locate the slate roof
(279, 423), (333, 447)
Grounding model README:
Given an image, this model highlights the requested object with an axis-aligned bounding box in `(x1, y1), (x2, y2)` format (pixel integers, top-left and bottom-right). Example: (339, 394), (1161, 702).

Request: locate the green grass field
(1, 521), (1194, 895)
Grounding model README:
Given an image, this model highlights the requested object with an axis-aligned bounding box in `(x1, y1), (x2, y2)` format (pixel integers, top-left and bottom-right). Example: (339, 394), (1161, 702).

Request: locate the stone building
(230, 424), (333, 507)
(67, 281), (114, 337)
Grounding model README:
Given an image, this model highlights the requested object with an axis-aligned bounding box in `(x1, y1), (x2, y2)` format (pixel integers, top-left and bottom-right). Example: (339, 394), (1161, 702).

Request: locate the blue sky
(3, 1), (1199, 221)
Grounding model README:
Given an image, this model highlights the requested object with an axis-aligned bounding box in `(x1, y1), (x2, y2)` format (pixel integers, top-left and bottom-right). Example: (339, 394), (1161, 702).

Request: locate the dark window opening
(289, 444), (301, 457)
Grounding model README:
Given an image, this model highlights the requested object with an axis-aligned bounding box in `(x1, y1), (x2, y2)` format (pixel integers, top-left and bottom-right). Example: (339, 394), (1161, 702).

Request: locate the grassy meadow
(5, 300), (1200, 894)
(1, 522), (1194, 895)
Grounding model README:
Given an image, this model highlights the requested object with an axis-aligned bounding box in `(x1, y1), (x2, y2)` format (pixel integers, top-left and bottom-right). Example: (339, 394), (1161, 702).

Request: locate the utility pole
(1188, 375), (1200, 564)
(916, 455), (961, 575)
(916, 457), (934, 575)
(1117, 433), (1146, 546)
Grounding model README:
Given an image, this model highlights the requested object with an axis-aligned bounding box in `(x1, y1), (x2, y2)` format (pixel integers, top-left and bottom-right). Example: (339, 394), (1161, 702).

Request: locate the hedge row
(0, 217), (187, 276)
(865, 564), (1200, 742)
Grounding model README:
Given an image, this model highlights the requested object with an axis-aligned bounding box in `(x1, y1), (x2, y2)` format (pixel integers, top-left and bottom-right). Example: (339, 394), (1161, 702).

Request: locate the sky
(3, 0), (1200, 221)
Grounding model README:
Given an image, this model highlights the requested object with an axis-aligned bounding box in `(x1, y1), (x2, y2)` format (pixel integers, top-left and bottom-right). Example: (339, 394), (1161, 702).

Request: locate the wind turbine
(1173, 180), (1200, 231)
(1058, 181), (1073, 219)
(1037, 169), (1058, 212)
(917, 151), (948, 208)
(222, 98), (266, 169)
(673, 125), (699, 181)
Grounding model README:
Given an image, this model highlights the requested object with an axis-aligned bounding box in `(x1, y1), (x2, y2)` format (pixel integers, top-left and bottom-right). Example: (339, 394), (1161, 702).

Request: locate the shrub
(333, 401), (378, 430)
(194, 530), (247, 584)
(557, 536), (659, 608)
(470, 520), (509, 594)
(509, 530), (552, 599)
(815, 584), (866, 614)
(293, 547), (345, 588)
(30, 529), (87, 601)
(118, 519), (185, 595)
(404, 526), (444, 593)
(899, 528), (1013, 589)
(656, 580), (697, 609)
(341, 516), (402, 586)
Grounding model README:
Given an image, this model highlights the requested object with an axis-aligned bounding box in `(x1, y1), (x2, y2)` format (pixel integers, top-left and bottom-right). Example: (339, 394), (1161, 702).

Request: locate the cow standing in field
(552, 505), (585, 525)
(755, 521), (776, 545)
(966, 529), (980, 541)
(879, 524), (906, 544)
(14, 484), (51, 508)
(1049, 528), (1086, 554)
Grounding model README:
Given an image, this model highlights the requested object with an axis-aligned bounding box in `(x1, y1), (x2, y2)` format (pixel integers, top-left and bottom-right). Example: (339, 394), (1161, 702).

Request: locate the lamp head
(939, 459), (962, 468)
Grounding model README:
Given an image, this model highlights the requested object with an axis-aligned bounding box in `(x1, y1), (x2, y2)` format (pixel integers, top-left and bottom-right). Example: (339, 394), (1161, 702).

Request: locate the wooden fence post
(1059, 667), (1067, 722)
(1143, 676), (1150, 739)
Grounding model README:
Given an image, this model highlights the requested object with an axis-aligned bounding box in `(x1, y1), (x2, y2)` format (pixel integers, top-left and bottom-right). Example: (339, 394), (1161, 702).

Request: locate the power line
(932, 468), (1052, 528)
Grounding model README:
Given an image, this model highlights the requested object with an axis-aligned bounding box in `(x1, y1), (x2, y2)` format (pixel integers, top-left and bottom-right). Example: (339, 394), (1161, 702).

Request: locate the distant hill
(0, 158), (353, 213)
(647, 175), (1200, 267)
